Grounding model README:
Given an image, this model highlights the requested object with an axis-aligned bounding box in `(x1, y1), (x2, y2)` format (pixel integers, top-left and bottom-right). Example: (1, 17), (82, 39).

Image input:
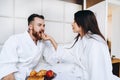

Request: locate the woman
(42, 10), (120, 80)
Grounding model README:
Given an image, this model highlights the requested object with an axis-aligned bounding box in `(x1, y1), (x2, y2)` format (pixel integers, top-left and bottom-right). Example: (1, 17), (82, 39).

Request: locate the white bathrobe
(0, 31), (55, 80)
(43, 33), (120, 80)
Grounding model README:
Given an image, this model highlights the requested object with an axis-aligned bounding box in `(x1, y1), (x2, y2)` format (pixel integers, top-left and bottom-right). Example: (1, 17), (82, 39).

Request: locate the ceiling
(86, 0), (104, 8)
(61, 0), (104, 8)
(61, 0), (83, 5)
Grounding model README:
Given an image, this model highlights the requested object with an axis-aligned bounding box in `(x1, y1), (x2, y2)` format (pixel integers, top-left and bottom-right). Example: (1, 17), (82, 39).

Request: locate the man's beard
(32, 29), (43, 40)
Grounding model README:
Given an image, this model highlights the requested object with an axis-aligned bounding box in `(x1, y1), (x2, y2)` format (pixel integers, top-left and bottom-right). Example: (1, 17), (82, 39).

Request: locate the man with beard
(0, 14), (57, 80)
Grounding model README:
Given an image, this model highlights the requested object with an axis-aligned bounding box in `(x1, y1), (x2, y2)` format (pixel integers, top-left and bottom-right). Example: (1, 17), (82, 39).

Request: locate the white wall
(0, 0), (82, 51)
(107, 15), (112, 41)
(87, 1), (107, 39)
(107, 1), (120, 58)
(108, 0), (120, 6)
(111, 7), (120, 58)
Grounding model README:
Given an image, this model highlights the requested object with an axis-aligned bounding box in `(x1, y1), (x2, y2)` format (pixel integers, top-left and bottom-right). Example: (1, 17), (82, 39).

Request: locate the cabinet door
(112, 63), (119, 77)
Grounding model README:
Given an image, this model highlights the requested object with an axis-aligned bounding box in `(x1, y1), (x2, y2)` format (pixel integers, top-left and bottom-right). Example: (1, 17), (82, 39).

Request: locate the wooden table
(112, 58), (120, 77)
(112, 58), (120, 64)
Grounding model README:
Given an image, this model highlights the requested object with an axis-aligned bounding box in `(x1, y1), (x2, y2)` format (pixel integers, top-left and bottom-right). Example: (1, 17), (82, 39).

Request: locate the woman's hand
(41, 33), (51, 41)
(42, 33), (58, 50)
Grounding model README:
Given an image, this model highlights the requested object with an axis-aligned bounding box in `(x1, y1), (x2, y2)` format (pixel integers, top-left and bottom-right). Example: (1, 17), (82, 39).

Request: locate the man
(0, 14), (57, 80)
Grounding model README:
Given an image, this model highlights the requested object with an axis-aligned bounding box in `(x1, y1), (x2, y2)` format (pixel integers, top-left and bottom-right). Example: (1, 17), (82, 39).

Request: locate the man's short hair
(28, 14), (44, 25)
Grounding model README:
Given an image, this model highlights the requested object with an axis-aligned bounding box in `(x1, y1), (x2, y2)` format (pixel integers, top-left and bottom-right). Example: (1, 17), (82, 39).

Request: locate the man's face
(30, 17), (45, 40)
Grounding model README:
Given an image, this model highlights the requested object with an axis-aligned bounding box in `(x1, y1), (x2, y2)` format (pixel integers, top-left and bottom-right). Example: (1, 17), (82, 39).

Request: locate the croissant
(27, 70), (47, 80)
(30, 70), (37, 77)
(27, 76), (44, 80)
(36, 70), (47, 77)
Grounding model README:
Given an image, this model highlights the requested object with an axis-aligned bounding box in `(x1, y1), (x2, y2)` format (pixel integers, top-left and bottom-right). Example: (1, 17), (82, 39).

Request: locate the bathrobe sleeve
(88, 40), (113, 80)
(43, 41), (75, 65)
(0, 36), (18, 79)
(42, 41), (63, 65)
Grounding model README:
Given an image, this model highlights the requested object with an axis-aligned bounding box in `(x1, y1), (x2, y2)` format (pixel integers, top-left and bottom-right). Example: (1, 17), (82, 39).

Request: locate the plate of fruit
(26, 69), (56, 80)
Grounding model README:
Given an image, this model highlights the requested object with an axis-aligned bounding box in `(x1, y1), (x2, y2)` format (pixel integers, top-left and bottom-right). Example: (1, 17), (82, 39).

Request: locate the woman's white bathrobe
(0, 31), (55, 80)
(43, 33), (120, 80)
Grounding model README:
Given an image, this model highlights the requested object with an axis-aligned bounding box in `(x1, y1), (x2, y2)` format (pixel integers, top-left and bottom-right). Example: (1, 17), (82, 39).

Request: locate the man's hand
(2, 73), (15, 80)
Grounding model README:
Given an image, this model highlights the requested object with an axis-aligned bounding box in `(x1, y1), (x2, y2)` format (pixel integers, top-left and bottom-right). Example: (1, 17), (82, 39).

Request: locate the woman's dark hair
(72, 10), (105, 47)
(28, 14), (44, 25)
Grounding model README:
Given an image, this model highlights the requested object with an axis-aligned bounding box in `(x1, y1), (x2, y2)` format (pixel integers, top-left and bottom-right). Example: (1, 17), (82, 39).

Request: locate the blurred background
(0, 0), (120, 59)
(0, 0), (81, 50)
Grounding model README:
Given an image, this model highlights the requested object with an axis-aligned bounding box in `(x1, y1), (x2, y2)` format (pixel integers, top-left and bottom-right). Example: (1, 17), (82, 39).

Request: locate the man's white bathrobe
(43, 32), (120, 80)
(0, 31), (55, 80)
